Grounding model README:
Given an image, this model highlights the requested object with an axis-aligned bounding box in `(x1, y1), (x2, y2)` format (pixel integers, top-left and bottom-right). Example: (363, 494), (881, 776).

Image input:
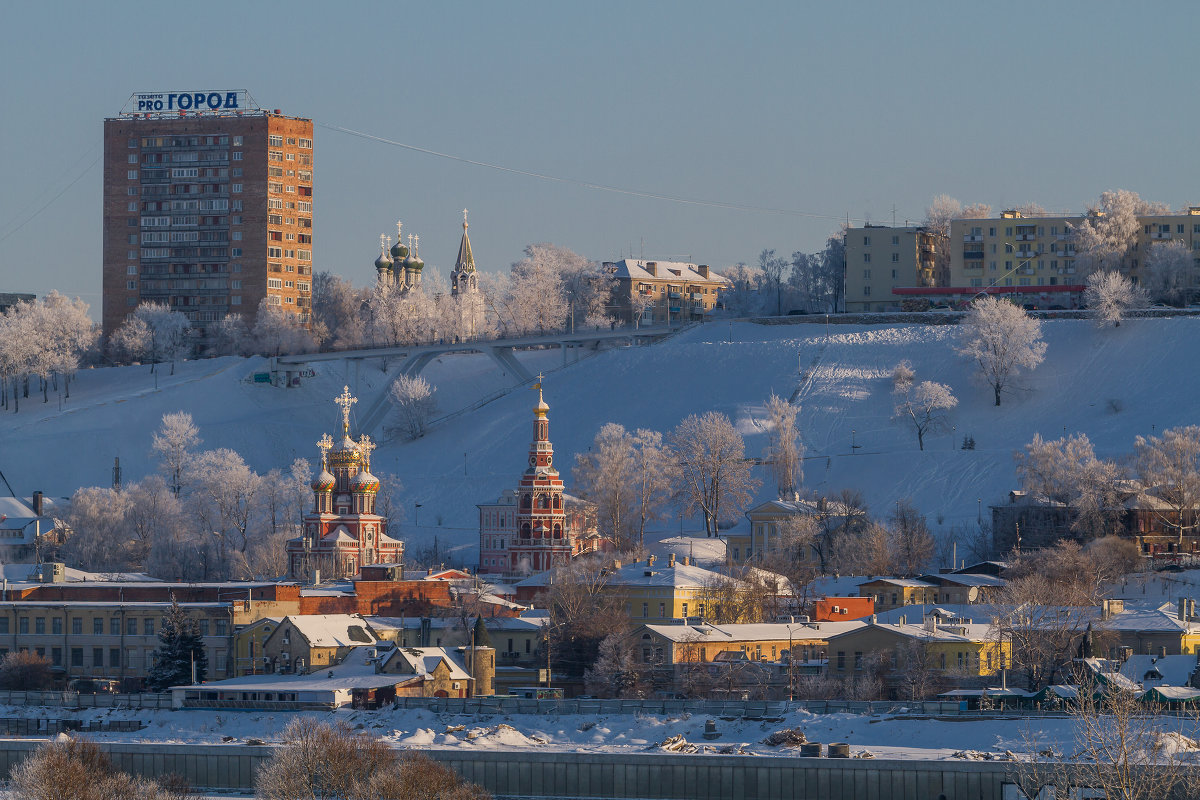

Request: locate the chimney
(668, 553), (676, 567)
(697, 264), (710, 279)
(647, 554), (655, 567)
(1180, 599), (1187, 622)
(31, 491), (43, 517)
(611, 559), (622, 570)
(645, 261), (657, 276)
(682, 556), (690, 566)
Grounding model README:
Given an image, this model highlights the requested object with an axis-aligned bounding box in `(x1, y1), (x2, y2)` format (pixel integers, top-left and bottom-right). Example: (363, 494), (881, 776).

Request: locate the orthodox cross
(413, 234), (420, 256)
(379, 234), (389, 254)
(463, 208), (469, 227)
(534, 373), (545, 403)
(316, 433), (333, 467)
(396, 220), (403, 243)
(356, 434), (376, 470)
(334, 386), (357, 435)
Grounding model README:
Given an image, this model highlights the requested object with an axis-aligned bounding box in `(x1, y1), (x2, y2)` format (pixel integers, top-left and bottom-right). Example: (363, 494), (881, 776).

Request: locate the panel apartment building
(842, 225), (938, 313)
(102, 91), (313, 338)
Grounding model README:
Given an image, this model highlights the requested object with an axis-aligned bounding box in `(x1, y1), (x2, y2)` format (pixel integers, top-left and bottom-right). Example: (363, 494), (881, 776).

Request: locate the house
(366, 613), (548, 668)
(0, 494), (61, 564)
(726, 496), (854, 569)
(813, 596), (874, 621)
(260, 614), (377, 674)
(919, 572), (1006, 605)
(232, 616), (283, 676)
(857, 578), (938, 611)
(1118, 654), (1200, 690)
(376, 644), (483, 697)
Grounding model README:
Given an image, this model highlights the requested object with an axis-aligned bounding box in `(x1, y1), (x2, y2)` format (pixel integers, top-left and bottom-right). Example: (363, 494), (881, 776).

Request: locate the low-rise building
(259, 614), (377, 675)
(843, 225), (940, 313)
(605, 259), (730, 325)
(857, 578), (937, 611)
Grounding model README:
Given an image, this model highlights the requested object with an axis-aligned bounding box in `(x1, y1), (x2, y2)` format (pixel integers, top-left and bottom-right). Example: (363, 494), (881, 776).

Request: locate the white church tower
(451, 209), (485, 341)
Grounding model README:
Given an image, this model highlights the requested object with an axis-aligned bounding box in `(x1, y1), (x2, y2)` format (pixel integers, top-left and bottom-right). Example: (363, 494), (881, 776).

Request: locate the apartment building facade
(102, 91), (314, 339)
(842, 225), (938, 313)
(605, 259), (730, 325)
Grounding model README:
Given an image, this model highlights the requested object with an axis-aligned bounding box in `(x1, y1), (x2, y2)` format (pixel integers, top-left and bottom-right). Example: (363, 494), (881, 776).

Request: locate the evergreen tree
(472, 617), (492, 649)
(146, 599), (208, 691)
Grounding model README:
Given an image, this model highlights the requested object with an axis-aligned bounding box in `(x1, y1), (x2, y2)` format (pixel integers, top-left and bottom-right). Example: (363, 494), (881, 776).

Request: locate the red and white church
(287, 387), (404, 581)
(477, 379), (609, 576)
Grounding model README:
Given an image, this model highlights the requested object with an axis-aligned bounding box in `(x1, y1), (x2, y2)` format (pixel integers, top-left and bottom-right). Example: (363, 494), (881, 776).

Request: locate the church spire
(455, 208), (476, 274)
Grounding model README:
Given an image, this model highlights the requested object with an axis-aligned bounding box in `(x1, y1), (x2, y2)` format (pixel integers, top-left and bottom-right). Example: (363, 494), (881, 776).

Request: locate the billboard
(123, 91), (256, 114)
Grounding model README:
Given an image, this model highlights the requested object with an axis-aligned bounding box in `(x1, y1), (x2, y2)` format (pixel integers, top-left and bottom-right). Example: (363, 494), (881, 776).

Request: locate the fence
(0, 691), (172, 710)
(393, 696), (965, 718)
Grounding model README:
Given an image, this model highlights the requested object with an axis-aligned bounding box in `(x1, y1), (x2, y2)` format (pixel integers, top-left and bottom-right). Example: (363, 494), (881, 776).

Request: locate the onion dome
(411, 234), (424, 272)
(390, 239), (409, 260)
(311, 468), (336, 492)
(375, 251), (392, 272)
(349, 468), (380, 493)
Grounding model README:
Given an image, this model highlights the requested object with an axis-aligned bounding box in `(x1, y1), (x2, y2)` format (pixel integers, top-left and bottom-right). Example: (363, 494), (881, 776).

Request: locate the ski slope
(2, 317), (1197, 565)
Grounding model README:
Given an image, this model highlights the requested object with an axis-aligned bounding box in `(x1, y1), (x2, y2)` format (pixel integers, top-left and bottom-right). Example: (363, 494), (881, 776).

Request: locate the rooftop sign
(120, 90), (258, 115)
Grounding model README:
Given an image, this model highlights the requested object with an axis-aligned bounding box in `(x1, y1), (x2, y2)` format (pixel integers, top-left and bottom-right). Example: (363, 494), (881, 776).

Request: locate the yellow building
(637, 620), (865, 666)
(259, 614), (377, 674)
(606, 554), (750, 622)
(232, 616), (283, 676)
(0, 601), (237, 689)
(843, 225), (939, 313)
(825, 618), (1010, 683)
(857, 578), (938, 611)
(605, 259), (730, 325)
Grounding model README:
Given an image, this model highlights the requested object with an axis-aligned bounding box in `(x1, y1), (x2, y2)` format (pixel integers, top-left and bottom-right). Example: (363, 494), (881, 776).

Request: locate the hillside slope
(2, 317), (1195, 563)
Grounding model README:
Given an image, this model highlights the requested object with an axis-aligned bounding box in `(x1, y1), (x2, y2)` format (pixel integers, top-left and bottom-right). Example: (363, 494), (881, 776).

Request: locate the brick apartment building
(102, 90), (314, 339)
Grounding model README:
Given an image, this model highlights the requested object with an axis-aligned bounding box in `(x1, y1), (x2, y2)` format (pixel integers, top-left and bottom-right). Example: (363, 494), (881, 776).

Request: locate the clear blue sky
(1, 1), (1196, 312)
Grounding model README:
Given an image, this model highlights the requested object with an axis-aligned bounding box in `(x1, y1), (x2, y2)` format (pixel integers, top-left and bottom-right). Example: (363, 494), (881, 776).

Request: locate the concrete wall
(0, 739), (1075, 799)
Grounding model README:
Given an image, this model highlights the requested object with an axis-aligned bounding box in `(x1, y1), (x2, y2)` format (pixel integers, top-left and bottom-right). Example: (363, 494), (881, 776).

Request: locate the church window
(553, 524), (562, 539)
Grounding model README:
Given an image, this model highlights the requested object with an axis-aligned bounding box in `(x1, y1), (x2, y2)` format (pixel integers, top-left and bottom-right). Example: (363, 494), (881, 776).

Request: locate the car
(1048, 305), (1066, 310)
(1022, 304), (1038, 311)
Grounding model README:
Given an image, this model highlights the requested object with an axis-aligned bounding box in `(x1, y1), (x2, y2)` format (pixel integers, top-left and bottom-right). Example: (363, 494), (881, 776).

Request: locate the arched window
(553, 495), (562, 509)
(520, 494), (531, 509)
(521, 523), (531, 538)
(538, 494), (549, 509)
(553, 524), (562, 539)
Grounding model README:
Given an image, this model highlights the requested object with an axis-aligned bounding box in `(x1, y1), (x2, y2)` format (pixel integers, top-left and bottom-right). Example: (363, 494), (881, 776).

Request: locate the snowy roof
(858, 577), (937, 589)
(282, 615), (377, 648)
(513, 559), (740, 591)
(1142, 685), (1200, 701)
(170, 648), (398, 693)
(641, 620), (866, 643)
(366, 615), (546, 633)
(872, 603), (999, 625)
(805, 575), (870, 598)
(608, 259), (730, 285)
(379, 646), (472, 680)
(1119, 655), (1198, 688)
(323, 525), (357, 543)
(0, 497), (40, 529)
(835, 621), (994, 644)
(922, 573), (1007, 589)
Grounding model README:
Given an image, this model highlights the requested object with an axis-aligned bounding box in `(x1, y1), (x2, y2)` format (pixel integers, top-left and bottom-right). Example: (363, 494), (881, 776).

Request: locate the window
(51, 648), (62, 667)
(199, 619), (210, 636)
(72, 618), (82, 635)
(231, 184), (242, 193)
(34, 618), (44, 635)
(863, 269), (871, 279)
(641, 603), (648, 618)
(215, 620), (228, 636)
(836, 651), (845, 670)
(231, 296), (242, 306)
(863, 236), (871, 246)
(863, 253), (871, 263)
(126, 618), (137, 636)
(52, 618), (62, 635)
(231, 280), (241, 290)
(268, 278), (283, 289)
(93, 648), (104, 667)
(127, 170), (138, 180)
(111, 618), (120, 636)
(143, 619), (154, 636)
(659, 603), (665, 618)
(891, 235), (899, 245)
(71, 648), (83, 667)
(854, 652), (863, 670)
(863, 286), (871, 296)
(110, 648), (121, 668)
(233, 136), (243, 147)
(93, 618), (103, 635)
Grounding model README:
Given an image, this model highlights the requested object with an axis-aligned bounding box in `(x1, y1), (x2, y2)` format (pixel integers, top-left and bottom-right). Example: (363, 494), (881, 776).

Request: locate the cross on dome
(396, 220), (403, 240)
(334, 386), (357, 435)
(316, 433), (334, 466)
(463, 208), (469, 228)
(356, 434), (376, 469)
(379, 234), (389, 254)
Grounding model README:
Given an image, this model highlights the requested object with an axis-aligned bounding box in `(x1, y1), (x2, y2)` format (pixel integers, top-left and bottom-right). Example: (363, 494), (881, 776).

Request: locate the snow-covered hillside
(3, 317), (1197, 565)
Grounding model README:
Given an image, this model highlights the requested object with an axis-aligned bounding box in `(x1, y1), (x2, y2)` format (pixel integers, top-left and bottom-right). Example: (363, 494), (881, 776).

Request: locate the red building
(478, 380), (604, 576)
(287, 387), (403, 580)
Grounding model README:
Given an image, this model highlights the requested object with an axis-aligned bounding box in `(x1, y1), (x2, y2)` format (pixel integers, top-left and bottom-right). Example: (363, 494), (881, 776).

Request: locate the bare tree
(759, 248), (788, 316)
(583, 631), (651, 698)
(763, 394), (803, 498)
(535, 558), (628, 679)
(894, 380), (956, 451)
(11, 737), (185, 800)
(671, 411), (761, 537)
(956, 297), (1047, 406)
(0, 650), (52, 690)
(1144, 239), (1194, 305)
(1016, 432), (1124, 539)
(387, 374), (438, 440)
(1085, 270), (1148, 327)
(573, 423), (638, 550)
(1135, 426), (1200, 547)
(887, 499), (935, 576)
(252, 298), (316, 356)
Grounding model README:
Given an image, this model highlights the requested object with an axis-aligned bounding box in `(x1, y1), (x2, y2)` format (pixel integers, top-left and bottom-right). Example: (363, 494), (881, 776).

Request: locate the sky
(1, 1), (1197, 313)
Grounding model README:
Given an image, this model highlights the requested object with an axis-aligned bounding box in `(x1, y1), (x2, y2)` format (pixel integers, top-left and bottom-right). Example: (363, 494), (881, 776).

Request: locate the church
(372, 211), (485, 341)
(477, 380), (609, 576)
(286, 387), (404, 581)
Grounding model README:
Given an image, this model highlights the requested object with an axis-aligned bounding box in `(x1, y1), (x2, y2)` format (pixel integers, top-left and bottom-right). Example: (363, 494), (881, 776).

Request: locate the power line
(319, 122), (882, 224)
(0, 154), (102, 246)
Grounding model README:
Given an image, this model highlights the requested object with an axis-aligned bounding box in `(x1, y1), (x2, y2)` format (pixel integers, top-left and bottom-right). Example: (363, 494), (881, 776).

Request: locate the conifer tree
(146, 599), (208, 691)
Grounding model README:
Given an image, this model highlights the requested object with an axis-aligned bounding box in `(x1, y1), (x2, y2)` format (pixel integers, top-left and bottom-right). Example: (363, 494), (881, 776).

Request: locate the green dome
(390, 240), (409, 259)
(375, 252), (392, 270)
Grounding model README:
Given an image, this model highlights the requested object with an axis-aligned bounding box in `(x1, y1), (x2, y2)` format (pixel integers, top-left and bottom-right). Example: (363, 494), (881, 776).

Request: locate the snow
(6, 317), (1200, 566)
(6, 702), (1200, 763)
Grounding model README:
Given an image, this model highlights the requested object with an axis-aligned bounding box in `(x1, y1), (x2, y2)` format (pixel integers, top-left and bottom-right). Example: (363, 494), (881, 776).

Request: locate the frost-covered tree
(184, 448), (263, 578)
(146, 600), (208, 690)
(252, 299), (316, 356)
(311, 271), (370, 349)
(759, 248), (789, 316)
(631, 428), (678, 548)
(960, 202), (992, 219)
(894, 380), (956, 451)
(553, 245), (615, 329)
(671, 412), (760, 537)
(37, 291), (97, 401)
(1135, 426), (1200, 547)
(387, 374), (438, 440)
(1016, 433), (1124, 539)
(209, 313), (250, 357)
(122, 475), (188, 570)
(573, 423), (638, 550)
(763, 394), (803, 498)
(152, 411), (201, 496)
(124, 302), (191, 374)
(501, 244), (573, 335)
(721, 262), (765, 317)
(956, 297), (1047, 406)
(1143, 239), (1193, 305)
(1072, 189), (1170, 275)
(110, 312), (152, 364)
(1083, 270), (1147, 327)
(583, 632), (649, 698)
(817, 230), (846, 312)
(923, 194), (962, 239)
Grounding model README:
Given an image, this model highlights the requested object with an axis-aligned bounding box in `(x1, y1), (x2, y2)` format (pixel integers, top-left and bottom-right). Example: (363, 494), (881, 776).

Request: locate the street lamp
(414, 502), (422, 527)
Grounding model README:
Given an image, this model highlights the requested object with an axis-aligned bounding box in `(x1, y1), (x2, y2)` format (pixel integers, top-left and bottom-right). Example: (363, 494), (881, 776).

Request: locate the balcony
(962, 250), (984, 260)
(1152, 232), (1173, 240)
(1015, 249), (1036, 258)
(963, 234), (983, 243)
(1015, 233), (1037, 241)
